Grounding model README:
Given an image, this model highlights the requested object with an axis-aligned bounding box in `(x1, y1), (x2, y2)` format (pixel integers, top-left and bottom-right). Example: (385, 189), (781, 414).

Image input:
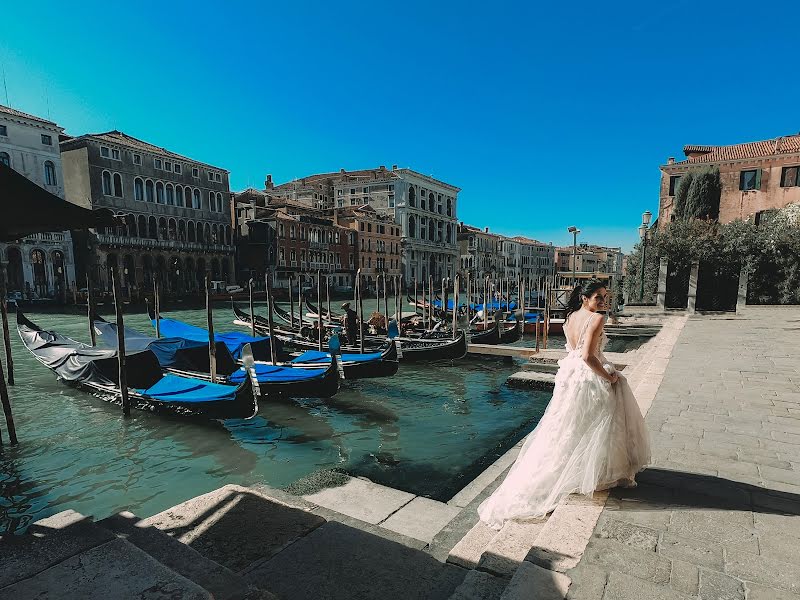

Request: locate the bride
(478, 280), (650, 529)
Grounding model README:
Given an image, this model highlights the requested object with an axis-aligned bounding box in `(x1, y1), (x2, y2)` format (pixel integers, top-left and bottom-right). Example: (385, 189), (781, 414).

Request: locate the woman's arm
(581, 314), (618, 383)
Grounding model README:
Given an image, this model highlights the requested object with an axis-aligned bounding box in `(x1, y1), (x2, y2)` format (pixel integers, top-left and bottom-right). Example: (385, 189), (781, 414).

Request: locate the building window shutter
(755, 168), (762, 190)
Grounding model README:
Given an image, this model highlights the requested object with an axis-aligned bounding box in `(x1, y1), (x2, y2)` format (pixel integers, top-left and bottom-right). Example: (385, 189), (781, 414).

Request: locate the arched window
(408, 186), (416, 208)
(125, 214), (136, 237)
(158, 217), (167, 240)
(156, 182), (165, 204)
(187, 221), (196, 243)
(175, 185), (184, 207)
(204, 223), (211, 242)
(211, 224), (218, 243)
(102, 170), (112, 195)
(166, 184), (174, 205)
(168, 218), (177, 240)
(0, 152), (10, 167)
(196, 223), (204, 243)
(209, 191), (216, 211)
(428, 220), (435, 240)
(408, 215), (416, 238)
(184, 187), (192, 208)
(31, 249), (48, 297)
(447, 198), (452, 217)
(145, 179), (155, 202)
(138, 215), (147, 238)
(429, 193), (435, 212)
(148, 216), (158, 239)
(217, 193), (224, 213)
(420, 193), (425, 211)
(134, 178), (144, 201)
(44, 161), (57, 186)
(193, 189), (201, 209)
(178, 220), (186, 241)
(113, 173), (123, 197)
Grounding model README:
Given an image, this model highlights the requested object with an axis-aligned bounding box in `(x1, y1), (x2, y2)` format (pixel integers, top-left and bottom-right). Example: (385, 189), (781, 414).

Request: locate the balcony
(95, 234), (233, 253)
(22, 232), (67, 243)
(309, 241), (330, 250)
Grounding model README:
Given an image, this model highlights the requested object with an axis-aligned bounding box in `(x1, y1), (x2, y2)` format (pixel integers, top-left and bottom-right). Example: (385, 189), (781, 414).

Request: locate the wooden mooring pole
(153, 279), (161, 339)
(451, 275), (459, 340)
(111, 268), (130, 416)
(87, 274), (96, 347)
(0, 280), (14, 386)
(289, 274), (295, 328)
(265, 271), (277, 364)
(382, 274), (389, 332)
(317, 270), (323, 352)
(357, 269), (364, 353)
(248, 278), (255, 337)
(206, 276), (217, 382)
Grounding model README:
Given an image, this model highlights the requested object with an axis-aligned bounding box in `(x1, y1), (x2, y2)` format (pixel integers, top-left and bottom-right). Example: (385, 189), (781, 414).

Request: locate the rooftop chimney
(484, 227), (489, 233)
(391, 164), (398, 170)
(265, 174), (273, 189)
(340, 168), (346, 174)
(667, 157), (675, 165)
(379, 165), (386, 170)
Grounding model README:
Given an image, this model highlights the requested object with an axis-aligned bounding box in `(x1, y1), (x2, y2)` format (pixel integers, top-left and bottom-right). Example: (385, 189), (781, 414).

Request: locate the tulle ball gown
(478, 314), (651, 530)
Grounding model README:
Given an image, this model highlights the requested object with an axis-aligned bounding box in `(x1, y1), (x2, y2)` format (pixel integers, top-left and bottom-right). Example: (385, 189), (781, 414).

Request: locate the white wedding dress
(478, 313), (651, 529)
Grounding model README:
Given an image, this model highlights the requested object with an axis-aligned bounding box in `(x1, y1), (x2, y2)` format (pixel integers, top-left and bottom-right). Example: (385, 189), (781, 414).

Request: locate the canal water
(0, 300), (552, 535)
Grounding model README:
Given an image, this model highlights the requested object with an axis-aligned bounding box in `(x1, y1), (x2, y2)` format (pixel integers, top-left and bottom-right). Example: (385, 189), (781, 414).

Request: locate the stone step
(99, 511), (274, 600)
(499, 561), (570, 600)
(447, 521), (500, 569)
(506, 371), (556, 390)
(477, 519), (548, 576)
(521, 362), (560, 374)
(0, 511), (212, 600)
(447, 570), (509, 600)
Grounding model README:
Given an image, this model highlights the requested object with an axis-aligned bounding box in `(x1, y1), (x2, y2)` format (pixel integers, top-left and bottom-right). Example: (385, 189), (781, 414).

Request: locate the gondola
(499, 316), (522, 344)
(17, 312), (259, 419)
(234, 303), (467, 362)
(470, 318), (501, 345)
(289, 341), (399, 379)
(97, 317), (341, 397)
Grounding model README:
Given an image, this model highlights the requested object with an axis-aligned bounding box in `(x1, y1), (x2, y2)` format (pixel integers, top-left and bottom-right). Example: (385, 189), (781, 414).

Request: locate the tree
(684, 167), (721, 220)
(672, 171), (694, 221)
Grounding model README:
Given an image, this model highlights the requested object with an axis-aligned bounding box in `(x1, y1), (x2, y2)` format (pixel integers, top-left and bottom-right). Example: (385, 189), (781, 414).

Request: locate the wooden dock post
(265, 271), (277, 364)
(519, 277), (525, 341)
(111, 268), (130, 416)
(452, 275), (459, 339)
(382, 273), (389, 332)
(205, 275), (217, 382)
(326, 273), (331, 322)
(87, 274), (96, 347)
(0, 279), (14, 386)
(248, 278), (256, 337)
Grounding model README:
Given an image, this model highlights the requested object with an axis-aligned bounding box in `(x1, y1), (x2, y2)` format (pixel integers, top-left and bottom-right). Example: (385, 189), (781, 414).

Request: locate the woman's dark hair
(565, 279), (608, 321)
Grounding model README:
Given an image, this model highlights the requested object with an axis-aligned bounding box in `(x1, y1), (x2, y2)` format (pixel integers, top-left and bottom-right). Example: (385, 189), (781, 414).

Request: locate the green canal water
(0, 300), (553, 535)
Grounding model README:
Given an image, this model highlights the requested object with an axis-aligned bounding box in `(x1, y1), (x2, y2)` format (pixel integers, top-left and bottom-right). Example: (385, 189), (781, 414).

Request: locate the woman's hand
(607, 371), (619, 384)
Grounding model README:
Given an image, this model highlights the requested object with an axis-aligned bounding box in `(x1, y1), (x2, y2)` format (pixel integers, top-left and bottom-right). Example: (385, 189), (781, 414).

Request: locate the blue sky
(4, 1), (799, 251)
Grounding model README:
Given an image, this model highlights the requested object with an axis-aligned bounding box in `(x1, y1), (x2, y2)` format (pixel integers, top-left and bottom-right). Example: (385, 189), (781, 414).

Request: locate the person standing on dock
(341, 302), (358, 345)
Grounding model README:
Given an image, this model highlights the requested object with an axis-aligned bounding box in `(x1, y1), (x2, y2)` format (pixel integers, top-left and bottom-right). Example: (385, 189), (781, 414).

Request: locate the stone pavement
(565, 307), (800, 600)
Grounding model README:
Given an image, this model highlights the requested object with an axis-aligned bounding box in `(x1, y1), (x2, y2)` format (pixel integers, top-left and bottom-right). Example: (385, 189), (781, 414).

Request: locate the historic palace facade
(1, 104), (76, 300)
(61, 131), (234, 296)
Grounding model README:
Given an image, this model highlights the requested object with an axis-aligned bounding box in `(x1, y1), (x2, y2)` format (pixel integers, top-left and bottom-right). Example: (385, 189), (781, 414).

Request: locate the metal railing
(95, 234), (233, 253)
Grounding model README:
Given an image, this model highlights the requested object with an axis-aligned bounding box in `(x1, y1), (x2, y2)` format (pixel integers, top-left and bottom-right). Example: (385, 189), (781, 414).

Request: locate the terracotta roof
(61, 130), (228, 172)
(675, 134), (800, 165)
(0, 104), (59, 127)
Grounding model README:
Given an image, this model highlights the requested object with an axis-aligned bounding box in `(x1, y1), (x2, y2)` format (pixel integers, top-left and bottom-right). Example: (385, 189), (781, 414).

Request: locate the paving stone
(595, 515), (658, 551)
(564, 564), (608, 600)
(246, 521), (466, 600)
(657, 532), (725, 571)
(499, 561), (570, 600)
(753, 511), (800, 540)
(0, 538), (211, 600)
(698, 569), (745, 600)
(759, 464), (800, 487)
(724, 548), (800, 595)
(479, 519), (547, 576)
(381, 496), (461, 543)
(668, 559), (699, 597)
(602, 571), (692, 600)
(447, 570), (508, 600)
(0, 510), (116, 589)
(744, 582), (800, 600)
(667, 510), (758, 554)
(581, 537), (672, 585)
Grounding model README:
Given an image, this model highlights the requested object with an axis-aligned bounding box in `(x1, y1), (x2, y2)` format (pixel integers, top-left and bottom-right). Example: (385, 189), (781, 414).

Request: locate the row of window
(100, 172), (225, 212)
(0, 126), (48, 145)
(360, 239), (399, 254)
(358, 221), (399, 236)
(0, 152), (58, 185)
(668, 165), (800, 195)
(407, 215), (455, 244)
(279, 248), (352, 268)
(408, 187), (454, 216)
(277, 223), (355, 245)
(361, 256), (398, 270)
(102, 213), (233, 245)
(99, 145), (222, 182)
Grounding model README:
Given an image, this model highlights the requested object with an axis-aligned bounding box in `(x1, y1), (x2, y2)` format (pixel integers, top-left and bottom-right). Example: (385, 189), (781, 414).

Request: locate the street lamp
(638, 210), (652, 302)
(567, 226), (580, 286)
